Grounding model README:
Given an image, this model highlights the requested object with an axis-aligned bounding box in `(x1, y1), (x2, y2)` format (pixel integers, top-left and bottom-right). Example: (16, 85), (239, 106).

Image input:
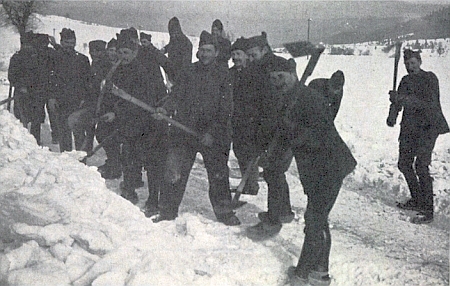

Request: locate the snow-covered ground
(0, 14), (449, 286)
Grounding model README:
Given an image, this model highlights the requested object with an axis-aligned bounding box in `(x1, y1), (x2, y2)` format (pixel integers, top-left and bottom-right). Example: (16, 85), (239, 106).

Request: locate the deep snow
(0, 14), (449, 286)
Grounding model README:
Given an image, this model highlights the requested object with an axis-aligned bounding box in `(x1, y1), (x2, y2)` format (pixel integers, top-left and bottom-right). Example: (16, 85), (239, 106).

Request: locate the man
(48, 28), (91, 152)
(8, 31), (48, 145)
(154, 30), (240, 226)
(138, 31), (172, 217)
(253, 56), (356, 286)
(211, 19), (231, 68)
(108, 28), (158, 204)
(387, 49), (449, 224)
(244, 32), (295, 226)
(95, 38), (122, 180)
(161, 17), (192, 84)
(229, 37), (260, 196)
(308, 70), (345, 121)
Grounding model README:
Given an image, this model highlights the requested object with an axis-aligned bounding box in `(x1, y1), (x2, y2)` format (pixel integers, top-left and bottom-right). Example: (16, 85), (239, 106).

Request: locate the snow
(0, 13), (449, 286)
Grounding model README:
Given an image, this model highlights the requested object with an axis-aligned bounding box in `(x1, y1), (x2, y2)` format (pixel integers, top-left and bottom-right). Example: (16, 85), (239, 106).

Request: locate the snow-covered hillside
(0, 14), (449, 286)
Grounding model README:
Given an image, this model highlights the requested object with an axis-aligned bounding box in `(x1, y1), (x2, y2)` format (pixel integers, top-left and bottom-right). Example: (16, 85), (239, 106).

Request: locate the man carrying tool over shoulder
(104, 28), (159, 204)
(152, 30), (240, 226)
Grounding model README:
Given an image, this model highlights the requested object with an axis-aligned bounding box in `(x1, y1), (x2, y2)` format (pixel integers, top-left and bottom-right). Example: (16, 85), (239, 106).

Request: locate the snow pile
(0, 110), (286, 285)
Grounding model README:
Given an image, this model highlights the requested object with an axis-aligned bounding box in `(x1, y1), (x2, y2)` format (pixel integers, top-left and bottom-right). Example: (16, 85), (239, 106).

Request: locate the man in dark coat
(308, 70), (345, 121)
(108, 29), (159, 204)
(95, 38), (122, 180)
(211, 19), (231, 68)
(138, 31), (172, 217)
(229, 37), (260, 195)
(252, 56), (356, 286)
(48, 28), (91, 152)
(8, 31), (50, 145)
(161, 17), (193, 84)
(387, 49), (449, 224)
(244, 32), (295, 225)
(154, 30), (240, 226)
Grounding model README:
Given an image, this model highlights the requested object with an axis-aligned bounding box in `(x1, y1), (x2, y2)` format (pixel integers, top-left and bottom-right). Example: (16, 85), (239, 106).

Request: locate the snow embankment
(0, 110), (283, 285)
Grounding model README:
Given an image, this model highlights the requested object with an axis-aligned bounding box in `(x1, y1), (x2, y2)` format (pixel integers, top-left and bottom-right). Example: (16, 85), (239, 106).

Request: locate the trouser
(398, 131), (438, 212)
(262, 148), (293, 223)
(120, 135), (144, 190)
(46, 100), (59, 141)
(142, 131), (169, 210)
(96, 121), (121, 172)
(57, 108), (85, 152)
(232, 140), (260, 194)
(295, 172), (343, 276)
(159, 143), (234, 220)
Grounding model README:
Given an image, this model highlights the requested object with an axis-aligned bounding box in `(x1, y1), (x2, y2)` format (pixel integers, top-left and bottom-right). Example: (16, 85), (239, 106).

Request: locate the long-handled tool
(6, 85), (13, 111)
(386, 41), (403, 127)
(0, 96), (14, 107)
(110, 85), (200, 139)
(231, 42), (325, 208)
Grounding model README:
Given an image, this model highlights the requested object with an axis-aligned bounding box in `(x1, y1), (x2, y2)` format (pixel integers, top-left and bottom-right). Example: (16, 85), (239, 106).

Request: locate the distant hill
(326, 5), (450, 44)
(40, 1), (449, 47)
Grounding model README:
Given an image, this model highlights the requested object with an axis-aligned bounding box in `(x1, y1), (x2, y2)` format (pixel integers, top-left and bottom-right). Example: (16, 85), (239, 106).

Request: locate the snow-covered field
(0, 14), (449, 286)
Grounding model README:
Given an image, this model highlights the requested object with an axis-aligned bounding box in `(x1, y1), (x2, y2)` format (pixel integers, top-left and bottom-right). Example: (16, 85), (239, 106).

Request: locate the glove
(386, 116), (396, 127)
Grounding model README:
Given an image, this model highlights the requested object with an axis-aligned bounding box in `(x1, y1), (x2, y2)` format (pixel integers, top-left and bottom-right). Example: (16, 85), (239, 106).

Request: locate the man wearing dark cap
(94, 38), (122, 180)
(48, 28), (91, 152)
(308, 70), (345, 121)
(387, 49), (449, 224)
(243, 32), (295, 228)
(253, 56), (356, 286)
(211, 19), (231, 68)
(228, 37), (260, 196)
(161, 17), (193, 84)
(154, 30), (240, 226)
(106, 29), (162, 204)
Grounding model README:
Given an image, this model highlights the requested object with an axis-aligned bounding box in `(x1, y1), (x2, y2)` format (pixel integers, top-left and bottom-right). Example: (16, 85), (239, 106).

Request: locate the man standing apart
(154, 31), (240, 226)
(387, 49), (449, 224)
(211, 19), (231, 68)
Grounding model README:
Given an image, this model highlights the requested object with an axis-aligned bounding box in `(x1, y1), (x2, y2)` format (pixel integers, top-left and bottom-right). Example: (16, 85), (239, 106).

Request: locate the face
(197, 44), (218, 66)
(118, 47), (138, 65)
(90, 50), (104, 61)
(246, 46), (267, 63)
(269, 71), (297, 93)
(211, 27), (221, 37)
(140, 38), (151, 47)
(60, 38), (76, 51)
(231, 50), (248, 68)
(106, 47), (118, 62)
(404, 57), (421, 75)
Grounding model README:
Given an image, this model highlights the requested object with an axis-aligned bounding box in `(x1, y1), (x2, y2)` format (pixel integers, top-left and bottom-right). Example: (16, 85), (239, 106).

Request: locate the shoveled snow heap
(0, 110), (284, 285)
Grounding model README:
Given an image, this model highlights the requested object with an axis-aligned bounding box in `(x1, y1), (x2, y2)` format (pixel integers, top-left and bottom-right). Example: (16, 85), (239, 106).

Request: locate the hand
(152, 107), (167, 120)
(200, 133), (214, 147)
(102, 112), (115, 122)
(386, 116), (396, 127)
(100, 80), (113, 93)
(19, 87), (28, 93)
(388, 90), (398, 103)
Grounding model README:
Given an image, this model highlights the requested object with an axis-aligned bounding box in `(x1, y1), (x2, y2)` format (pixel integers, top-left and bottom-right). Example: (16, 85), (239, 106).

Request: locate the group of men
(7, 15), (448, 286)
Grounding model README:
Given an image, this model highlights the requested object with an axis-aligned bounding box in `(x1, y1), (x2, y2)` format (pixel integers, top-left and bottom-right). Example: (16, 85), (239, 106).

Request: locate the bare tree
(0, 0), (45, 37)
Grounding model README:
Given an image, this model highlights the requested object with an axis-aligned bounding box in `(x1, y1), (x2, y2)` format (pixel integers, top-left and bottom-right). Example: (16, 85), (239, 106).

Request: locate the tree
(0, 0), (45, 37)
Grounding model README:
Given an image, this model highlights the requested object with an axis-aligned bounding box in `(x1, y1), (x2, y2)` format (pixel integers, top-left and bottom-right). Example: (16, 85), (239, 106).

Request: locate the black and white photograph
(0, 0), (449, 285)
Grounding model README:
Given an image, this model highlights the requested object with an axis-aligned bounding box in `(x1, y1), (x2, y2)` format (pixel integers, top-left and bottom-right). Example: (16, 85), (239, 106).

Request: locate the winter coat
(163, 33), (193, 82)
(88, 56), (111, 110)
(276, 82), (357, 183)
(8, 47), (53, 123)
(137, 45), (171, 103)
(308, 78), (343, 121)
(215, 36), (231, 68)
(50, 47), (91, 112)
(111, 58), (157, 138)
(168, 61), (232, 148)
(395, 70), (449, 139)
